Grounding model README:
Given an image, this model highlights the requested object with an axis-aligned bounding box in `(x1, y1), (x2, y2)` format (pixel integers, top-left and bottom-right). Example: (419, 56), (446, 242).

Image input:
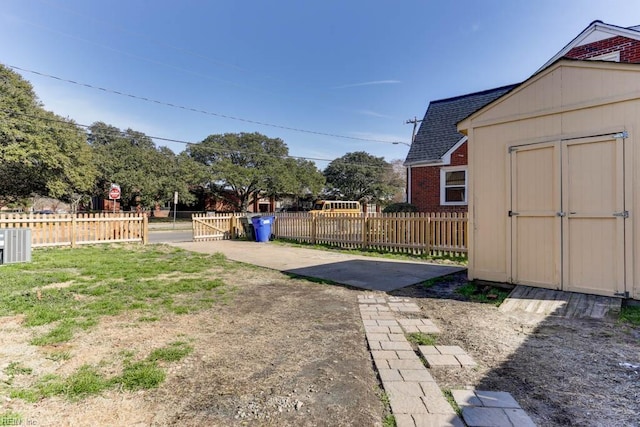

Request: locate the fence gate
(192, 215), (232, 240)
(510, 133), (629, 297)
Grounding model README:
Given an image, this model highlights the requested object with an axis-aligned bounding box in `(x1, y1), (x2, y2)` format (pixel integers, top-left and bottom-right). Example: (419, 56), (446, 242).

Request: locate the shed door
(562, 135), (626, 296)
(510, 142), (561, 288)
(510, 133), (627, 297)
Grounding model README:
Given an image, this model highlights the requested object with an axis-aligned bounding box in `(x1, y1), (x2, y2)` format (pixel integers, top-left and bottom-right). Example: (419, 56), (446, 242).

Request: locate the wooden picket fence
(192, 212), (239, 241)
(0, 213), (148, 248)
(192, 212), (468, 257)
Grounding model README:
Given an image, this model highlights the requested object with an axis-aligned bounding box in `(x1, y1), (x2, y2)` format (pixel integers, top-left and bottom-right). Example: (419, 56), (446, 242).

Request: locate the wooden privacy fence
(192, 212), (468, 257)
(0, 213), (148, 248)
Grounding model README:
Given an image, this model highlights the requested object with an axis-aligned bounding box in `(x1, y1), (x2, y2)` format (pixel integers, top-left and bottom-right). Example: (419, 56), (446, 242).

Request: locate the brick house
(405, 20), (640, 213)
(404, 85), (516, 213)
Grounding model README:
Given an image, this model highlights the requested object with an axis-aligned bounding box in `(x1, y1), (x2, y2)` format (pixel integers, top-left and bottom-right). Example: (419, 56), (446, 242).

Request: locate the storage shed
(458, 59), (639, 299)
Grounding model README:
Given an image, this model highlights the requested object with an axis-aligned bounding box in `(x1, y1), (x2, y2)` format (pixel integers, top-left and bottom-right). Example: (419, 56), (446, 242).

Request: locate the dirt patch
(0, 268), (384, 426)
(391, 272), (640, 427)
(3, 257), (638, 427)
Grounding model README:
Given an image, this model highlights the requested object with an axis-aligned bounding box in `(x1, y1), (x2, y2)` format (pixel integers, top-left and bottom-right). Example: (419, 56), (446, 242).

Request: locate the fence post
(142, 213), (148, 245)
(192, 213), (198, 240)
(311, 215), (317, 245)
(428, 215), (433, 256)
(71, 214), (77, 248)
(362, 216), (369, 249)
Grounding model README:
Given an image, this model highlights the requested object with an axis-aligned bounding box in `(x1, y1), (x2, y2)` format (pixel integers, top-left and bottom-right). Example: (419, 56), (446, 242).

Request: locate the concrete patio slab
(171, 240), (465, 291)
(453, 389), (535, 427)
(461, 407), (511, 427)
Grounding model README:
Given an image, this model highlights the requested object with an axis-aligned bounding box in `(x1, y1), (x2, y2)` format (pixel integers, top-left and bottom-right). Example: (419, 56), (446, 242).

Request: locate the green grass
(10, 366), (111, 402)
(619, 305), (640, 326)
(0, 245), (233, 344)
(10, 341), (183, 401)
(456, 283), (510, 306)
(147, 341), (193, 362)
(116, 361), (165, 391)
(4, 362), (33, 377)
(382, 414), (396, 427)
(406, 332), (438, 346)
(442, 389), (462, 416)
(61, 365), (112, 399)
(377, 389), (395, 427)
(3, 362), (33, 385)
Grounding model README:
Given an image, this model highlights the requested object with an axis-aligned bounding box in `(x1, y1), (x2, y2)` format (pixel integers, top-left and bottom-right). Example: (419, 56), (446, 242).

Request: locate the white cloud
(355, 109), (393, 119)
(332, 80), (401, 89)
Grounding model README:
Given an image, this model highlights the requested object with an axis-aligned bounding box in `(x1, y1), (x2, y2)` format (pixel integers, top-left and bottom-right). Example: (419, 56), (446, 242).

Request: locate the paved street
(148, 230), (193, 244)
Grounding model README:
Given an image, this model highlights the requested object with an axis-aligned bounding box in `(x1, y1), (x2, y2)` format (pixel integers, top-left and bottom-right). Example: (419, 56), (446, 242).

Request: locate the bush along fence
(0, 213), (148, 248)
(192, 212), (468, 257)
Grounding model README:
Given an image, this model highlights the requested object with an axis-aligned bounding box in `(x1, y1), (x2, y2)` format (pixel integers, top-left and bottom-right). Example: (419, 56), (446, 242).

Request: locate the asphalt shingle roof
(404, 84), (518, 165)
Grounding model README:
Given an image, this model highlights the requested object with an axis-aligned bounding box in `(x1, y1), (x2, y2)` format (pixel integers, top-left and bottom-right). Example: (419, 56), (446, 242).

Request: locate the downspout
(406, 166), (411, 203)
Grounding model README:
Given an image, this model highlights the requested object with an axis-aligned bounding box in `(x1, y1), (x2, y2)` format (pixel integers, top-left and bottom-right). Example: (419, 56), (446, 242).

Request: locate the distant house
(404, 85), (516, 213)
(405, 20), (640, 213)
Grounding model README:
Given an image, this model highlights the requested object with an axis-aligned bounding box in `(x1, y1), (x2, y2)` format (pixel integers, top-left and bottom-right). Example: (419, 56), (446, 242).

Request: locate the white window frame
(440, 166), (468, 206)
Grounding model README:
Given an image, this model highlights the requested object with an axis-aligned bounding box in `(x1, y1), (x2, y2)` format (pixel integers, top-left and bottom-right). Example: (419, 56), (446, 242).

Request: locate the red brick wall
(409, 142), (468, 213)
(565, 36), (640, 62)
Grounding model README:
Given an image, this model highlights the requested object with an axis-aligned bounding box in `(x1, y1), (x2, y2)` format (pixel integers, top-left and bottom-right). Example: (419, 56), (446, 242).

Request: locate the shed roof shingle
(404, 84), (518, 165)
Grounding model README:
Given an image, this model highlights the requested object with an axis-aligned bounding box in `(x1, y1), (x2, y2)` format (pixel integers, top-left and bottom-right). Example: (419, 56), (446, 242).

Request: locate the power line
(7, 64), (409, 146)
(0, 108), (397, 172)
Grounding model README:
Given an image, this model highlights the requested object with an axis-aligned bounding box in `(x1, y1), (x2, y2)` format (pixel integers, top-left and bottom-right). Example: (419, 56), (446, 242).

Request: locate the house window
(440, 167), (467, 205)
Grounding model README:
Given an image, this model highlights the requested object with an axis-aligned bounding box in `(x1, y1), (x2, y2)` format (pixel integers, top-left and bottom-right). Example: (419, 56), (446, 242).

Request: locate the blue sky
(1, 0), (638, 168)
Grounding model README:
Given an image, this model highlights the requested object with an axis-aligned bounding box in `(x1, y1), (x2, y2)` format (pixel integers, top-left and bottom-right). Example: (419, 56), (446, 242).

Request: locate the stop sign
(109, 186), (121, 200)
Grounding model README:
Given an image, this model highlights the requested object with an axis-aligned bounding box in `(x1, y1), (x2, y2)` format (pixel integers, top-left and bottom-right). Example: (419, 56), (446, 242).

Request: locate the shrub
(383, 203), (418, 213)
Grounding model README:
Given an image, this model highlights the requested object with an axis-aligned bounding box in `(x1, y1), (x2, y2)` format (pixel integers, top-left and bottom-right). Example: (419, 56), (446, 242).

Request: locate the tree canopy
(187, 132), (324, 211)
(323, 151), (403, 203)
(0, 63), (97, 207)
(88, 122), (204, 210)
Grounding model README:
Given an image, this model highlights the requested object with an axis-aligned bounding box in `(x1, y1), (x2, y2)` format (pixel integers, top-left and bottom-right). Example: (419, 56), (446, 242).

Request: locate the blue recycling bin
(251, 215), (275, 242)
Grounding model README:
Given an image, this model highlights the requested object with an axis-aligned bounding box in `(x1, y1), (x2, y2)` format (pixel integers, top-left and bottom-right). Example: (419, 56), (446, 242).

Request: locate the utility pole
(405, 116), (423, 143)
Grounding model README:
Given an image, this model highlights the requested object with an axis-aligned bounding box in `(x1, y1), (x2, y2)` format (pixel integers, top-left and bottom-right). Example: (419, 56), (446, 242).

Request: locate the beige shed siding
(460, 60), (640, 299)
(468, 125), (507, 281)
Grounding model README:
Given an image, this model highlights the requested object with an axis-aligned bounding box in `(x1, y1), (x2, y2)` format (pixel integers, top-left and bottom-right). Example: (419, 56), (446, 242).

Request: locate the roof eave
(403, 158), (444, 167)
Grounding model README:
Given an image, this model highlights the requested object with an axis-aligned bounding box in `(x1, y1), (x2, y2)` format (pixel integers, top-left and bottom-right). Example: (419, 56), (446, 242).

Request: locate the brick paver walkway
(359, 295), (464, 427)
(358, 294), (536, 427)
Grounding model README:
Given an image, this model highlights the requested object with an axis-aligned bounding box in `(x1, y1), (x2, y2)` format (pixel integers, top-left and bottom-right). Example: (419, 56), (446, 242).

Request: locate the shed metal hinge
(613, 211), (629, 218)
(613, 131), (628, 139)
(614, 291), (630, 298)
(508, 211), (519, 217)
